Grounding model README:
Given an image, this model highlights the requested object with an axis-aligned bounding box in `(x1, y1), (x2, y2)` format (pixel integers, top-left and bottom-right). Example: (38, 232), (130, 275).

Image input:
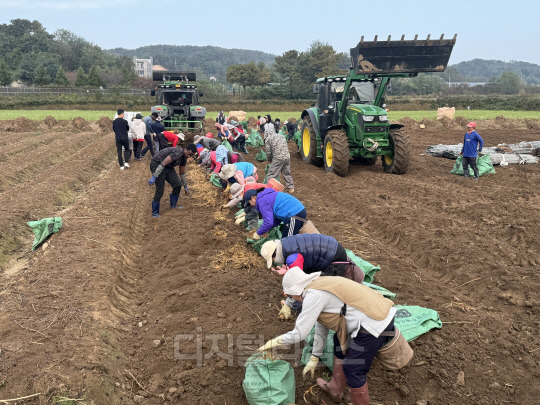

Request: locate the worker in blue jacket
(460, 122), (484, 180)
(244, 188), (306, 239)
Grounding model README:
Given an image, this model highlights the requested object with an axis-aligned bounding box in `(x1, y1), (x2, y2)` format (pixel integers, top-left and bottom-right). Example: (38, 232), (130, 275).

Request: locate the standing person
(148, 144), (197, 217)
(129, 113), (146, 161)
(141, 112), (157, 158)
(258, 117), (266, 136)
(216, 110), (227, 125)
(244, 187), (306, 239)
(285, 120), (297, 141)
(266, 128), (294, 192)
(112, 109), (131, 170)
(150, 116), (166, 153)
(460, 122), (484, 180)
(258, 267), (405, 405)
(263, 115), (277, 139)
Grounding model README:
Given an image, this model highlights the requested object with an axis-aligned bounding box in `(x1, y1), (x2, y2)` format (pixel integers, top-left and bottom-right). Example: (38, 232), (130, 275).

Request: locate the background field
(1, 109), (540, 121)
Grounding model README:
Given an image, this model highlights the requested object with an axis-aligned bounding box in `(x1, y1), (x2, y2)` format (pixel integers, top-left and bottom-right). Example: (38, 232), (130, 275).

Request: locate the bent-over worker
(148, 143), (197, 217)
(258, 267), (399, 405)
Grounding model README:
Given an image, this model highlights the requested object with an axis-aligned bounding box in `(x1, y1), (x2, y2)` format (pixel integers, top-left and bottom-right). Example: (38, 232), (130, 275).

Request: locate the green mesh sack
(255, 149), (267, 162)
(243, 354), (295, 405)
(450, 154), (495, 177)
(248, 226), (282, 254)
(27, 217), (63, 250)
(209, 173), (223, 187)
(221, 139), (233, 151)
(393, 305), (443, 341)
(247, 130), (265, 148)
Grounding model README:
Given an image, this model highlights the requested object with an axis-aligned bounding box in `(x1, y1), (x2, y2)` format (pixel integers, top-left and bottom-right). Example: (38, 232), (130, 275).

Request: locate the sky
(1, 0), (540, 65)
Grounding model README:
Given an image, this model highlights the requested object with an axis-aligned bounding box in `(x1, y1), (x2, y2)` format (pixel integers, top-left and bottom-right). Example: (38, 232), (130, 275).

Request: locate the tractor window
(161, 92), (192, 106)
(348, 82), (375, 104)
(329, 82), (345, 103)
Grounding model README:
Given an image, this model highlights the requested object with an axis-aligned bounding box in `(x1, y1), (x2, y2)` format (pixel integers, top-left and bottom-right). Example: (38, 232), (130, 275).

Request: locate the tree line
(0, 19), (137, 87)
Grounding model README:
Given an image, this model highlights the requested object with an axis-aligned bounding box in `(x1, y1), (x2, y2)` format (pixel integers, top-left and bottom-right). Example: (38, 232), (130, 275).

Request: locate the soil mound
(97, 116), (113, 132)
(454, 116), (469, 127)
(43, 115), (58, 128)
(396, 117), (417, 127)
(205, 117), (215, 128)
(419, 118), (435, 129)
(247, 116), (257, 127)
(71, 116), (89, 130)
(525, 119), (540, 130)
(0, 117), (33, 132)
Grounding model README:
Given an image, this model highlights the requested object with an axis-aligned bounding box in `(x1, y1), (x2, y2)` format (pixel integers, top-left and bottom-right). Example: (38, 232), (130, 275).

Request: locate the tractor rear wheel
(323, 129), (350, 176)
(382, 128), (411, 174)
(300, 118), (322, 166)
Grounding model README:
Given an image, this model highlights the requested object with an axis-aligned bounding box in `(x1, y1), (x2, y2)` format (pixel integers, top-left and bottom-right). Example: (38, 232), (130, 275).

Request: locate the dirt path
(0, 121), (538, 404)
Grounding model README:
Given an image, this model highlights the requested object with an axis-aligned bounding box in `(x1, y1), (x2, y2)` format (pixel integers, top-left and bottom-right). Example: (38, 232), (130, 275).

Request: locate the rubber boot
(316, 357), (346, 400)
(349, 383), (369, 405)
(151, 201), (160, 217)
(169, 193), (179, 209)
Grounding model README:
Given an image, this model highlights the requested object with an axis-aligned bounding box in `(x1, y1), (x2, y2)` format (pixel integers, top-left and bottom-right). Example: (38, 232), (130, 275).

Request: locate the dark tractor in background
(151, 72), (206, 134)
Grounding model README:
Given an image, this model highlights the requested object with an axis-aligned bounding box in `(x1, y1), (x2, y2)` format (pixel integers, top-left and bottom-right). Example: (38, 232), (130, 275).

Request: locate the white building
(133, 57), (153, 78)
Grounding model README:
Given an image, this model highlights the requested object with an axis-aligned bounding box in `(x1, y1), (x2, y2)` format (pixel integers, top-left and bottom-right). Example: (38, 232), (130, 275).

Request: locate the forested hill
(107, 45), (276, 81)
(451, 59), (540, 84)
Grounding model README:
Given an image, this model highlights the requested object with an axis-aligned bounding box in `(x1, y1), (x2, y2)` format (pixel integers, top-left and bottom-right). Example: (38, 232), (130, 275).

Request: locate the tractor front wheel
(323, 129), (350, 176)
(382, 129), (411, 174)
(300, 118), (322, 166)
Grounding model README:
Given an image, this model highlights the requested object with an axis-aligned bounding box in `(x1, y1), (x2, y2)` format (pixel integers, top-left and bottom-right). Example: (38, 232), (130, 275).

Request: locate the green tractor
(298, 34), (457, 176)
(151, 72), (206, 134)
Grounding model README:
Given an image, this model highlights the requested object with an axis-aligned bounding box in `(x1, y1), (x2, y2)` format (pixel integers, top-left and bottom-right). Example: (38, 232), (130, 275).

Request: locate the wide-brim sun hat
(282, 267), (321, 296)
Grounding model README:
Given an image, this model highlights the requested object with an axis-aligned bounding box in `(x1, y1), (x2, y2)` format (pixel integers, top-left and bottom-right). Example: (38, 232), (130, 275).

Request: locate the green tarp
(222, 139), (233, 152)
(243, 354), (295, 405)
(293, 130), (301, 144)
(450, 154), (495, 177)
(248, 226), (282, 254)
(362, 282), (397, 300)
(255, 149), (267, 162)
(246, 130), (265, 148)
(239, 120), (249, 131)
(345, 249), (380, 284)
(209, 173), (222, 188)
(27, 217), (62, 250)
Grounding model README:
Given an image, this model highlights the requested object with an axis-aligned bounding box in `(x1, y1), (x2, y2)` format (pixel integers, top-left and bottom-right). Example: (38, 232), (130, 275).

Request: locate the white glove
(257, 336), (285, 352)
(235, 215), (246, 225)
(252, 232), (261, 240)
(234, 210), (246, 218)
(278, 303), (292, 320)
(302, 355), (319, 378)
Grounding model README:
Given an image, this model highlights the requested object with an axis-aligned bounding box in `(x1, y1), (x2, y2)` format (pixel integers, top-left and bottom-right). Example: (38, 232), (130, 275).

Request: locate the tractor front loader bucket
(351, 34), (457, 75)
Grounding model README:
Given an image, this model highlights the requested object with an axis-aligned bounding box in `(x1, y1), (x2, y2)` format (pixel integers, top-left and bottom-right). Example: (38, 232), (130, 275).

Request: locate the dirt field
(0, 117), (539, 405)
